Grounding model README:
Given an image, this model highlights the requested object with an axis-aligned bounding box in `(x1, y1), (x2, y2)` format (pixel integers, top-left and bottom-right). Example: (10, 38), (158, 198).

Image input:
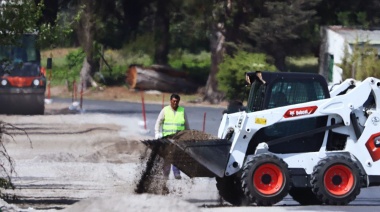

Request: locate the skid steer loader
(142, 71), (380, 206)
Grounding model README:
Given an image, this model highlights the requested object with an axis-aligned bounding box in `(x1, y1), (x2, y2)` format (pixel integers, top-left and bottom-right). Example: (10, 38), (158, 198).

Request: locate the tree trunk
(126, 65), (198, 93)
(154, 0), (170, 65)
(77, 0), (97, 91)
(80, 58), (98, 90)
(273, 50), (287, 72)
(203, 22), (225, 104)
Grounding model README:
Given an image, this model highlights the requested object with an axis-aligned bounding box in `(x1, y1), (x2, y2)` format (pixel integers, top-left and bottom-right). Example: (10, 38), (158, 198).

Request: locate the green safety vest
(162, 106), (185, 136)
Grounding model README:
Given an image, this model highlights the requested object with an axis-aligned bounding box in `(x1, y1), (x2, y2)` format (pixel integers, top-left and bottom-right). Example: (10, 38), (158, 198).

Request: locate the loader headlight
(33, 79), (40, 86)
(1, 79), (7, 86)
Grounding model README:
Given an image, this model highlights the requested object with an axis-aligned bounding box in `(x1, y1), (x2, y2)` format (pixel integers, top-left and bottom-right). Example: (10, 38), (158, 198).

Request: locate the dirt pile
(167, 130), (218, 142)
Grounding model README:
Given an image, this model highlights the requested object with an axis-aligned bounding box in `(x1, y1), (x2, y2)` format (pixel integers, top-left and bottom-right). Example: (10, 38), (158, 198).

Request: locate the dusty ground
(0, 86), (229, 212)
(0, 102), (223, 212)
(1, 88), (372, 212)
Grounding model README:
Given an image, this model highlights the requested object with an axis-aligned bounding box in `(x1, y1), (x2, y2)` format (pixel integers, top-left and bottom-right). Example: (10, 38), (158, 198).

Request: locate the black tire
(289, 187), (322, 205)
(241, 153), (291, 206)
(216, 176), (249, 206)
(311, 155), (363, 205)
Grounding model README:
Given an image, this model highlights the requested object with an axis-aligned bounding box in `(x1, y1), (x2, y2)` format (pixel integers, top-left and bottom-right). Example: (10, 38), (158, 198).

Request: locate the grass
(41, 48), (77, 67)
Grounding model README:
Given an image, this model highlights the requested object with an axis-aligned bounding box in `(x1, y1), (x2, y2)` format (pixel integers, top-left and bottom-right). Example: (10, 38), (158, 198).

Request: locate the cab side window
(268, 80), (326, 109)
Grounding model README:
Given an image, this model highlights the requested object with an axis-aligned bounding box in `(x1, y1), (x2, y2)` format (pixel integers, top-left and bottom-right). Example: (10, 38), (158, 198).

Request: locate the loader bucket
(142, 138), (231, 178)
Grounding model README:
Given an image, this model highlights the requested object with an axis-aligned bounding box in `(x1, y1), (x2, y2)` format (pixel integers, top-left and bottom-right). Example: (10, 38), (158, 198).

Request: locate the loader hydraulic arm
(329, 78), (357, 97)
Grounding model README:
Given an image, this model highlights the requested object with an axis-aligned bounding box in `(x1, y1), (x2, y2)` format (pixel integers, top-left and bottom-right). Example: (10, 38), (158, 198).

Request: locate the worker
(154, 93), (190, 180)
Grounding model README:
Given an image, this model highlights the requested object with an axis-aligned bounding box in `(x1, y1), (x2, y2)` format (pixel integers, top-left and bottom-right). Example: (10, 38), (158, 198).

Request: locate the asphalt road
(52, 97), (225, 137)
(51, 98), (380, 211)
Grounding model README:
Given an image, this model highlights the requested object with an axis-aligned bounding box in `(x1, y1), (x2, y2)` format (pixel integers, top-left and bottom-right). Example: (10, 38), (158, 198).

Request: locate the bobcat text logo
(284, 106), (318, 118)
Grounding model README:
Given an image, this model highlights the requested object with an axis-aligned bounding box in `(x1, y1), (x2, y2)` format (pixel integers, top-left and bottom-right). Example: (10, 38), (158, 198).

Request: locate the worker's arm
(154, 108), (165, 138)
(184, 110), (190, 130)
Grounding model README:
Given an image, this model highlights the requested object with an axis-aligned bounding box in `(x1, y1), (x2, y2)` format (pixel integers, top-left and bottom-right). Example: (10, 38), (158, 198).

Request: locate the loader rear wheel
(289, 188), (322, 205)
(241, 154), (291, 206)
(216, 176), (249, 206)
(311, 155), (362, 205)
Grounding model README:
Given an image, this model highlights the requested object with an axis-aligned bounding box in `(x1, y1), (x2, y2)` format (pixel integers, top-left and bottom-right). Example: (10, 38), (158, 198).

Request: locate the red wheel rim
(324, 164), (354, 196)
(253, 163), (284, 195)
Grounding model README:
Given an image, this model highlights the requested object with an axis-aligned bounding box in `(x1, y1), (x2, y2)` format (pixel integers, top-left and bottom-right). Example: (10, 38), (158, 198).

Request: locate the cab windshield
(0, 34), (40, 77)
(0, 34), (39, 64)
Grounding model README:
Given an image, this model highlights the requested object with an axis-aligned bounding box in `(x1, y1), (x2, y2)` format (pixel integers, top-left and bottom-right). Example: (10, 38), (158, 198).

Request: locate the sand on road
(0, 106), (222, 212)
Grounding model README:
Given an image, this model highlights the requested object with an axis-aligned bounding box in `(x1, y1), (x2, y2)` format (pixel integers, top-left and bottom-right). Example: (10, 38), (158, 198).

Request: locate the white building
(319, 26), (380, 85)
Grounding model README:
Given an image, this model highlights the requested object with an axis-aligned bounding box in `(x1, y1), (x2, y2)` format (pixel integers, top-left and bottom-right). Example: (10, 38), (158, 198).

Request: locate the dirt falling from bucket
(134, 130), (218, 195)
(134, 145), (167, 195)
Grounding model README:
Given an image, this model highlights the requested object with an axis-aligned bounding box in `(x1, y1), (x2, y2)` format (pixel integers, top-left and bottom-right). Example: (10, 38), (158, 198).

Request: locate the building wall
(326, 29), (350, 84)
(320, 27), (380, 85)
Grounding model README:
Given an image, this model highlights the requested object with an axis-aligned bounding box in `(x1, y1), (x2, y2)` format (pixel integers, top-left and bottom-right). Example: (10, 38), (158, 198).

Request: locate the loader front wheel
(216, 176), (249, 206)
(311, 155), (362, 205)
(241, 154), (291, 206)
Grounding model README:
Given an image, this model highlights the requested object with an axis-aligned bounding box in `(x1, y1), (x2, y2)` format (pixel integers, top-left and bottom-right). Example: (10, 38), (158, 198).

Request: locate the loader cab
(245, 71), (330, 112)
(245, 71), (331, 154)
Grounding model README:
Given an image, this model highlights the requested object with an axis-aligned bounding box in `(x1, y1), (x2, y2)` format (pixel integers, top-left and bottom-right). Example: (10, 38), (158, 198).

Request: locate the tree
(174, 0), (251, 103)
(203, 0), (255, 103)
(76, 1), (98, 89)
(317, 0), (380, 28)
(242, 0), (321, 72)
(217, 51), (276, 100)
(203, 0), (226, 104)
(64, 0), (120, 89)
(153, 0), (170, 65)
(0, 0), (43, 45)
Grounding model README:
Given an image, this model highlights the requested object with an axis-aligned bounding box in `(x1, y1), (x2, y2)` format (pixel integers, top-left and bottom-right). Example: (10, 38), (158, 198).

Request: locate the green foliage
(66, 48), (85, 69)
(99, 64), (128, 84)
(242, 0), (321, 70)
(338, 41), (380, 80)
(123, 53), (153, 68)
(217, 51), (277, 100)
(50, 66), (80, 86)
(97, 49), (130, 84)
(122, 34), (155, 59)
(38, 13), (76, 49)
(169, 50), (210, 85)
(48, 49), (83, 85)
(118, 34), (154, 68)
(0, 0), (43, 45)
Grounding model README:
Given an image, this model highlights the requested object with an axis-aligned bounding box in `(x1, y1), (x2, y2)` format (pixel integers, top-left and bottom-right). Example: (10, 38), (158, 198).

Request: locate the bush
(169, 50), (210, 85)
(217, 51), (277, 100)
(338, 41), (380, 80)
